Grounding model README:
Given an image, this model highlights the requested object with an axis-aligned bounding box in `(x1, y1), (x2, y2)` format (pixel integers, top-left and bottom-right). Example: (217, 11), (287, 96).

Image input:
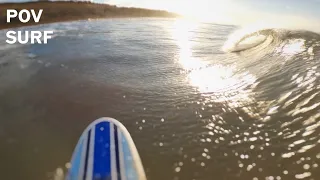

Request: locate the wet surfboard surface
(67, 117), (146, 180)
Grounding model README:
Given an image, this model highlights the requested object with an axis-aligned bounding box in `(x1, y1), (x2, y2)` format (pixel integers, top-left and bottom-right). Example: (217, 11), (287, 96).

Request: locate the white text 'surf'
(6, 9), (54, 44)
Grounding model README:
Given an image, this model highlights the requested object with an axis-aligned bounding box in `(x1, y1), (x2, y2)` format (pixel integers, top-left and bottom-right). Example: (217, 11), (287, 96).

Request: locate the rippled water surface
(0, 18), (320, 180)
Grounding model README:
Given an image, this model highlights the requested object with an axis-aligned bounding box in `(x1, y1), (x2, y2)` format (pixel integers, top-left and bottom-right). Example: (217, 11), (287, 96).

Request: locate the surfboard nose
(67, 117), (146, 180)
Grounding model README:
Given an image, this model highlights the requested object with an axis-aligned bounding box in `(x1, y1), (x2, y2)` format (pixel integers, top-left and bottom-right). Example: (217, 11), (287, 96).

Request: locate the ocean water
(0, 18), (320, 180)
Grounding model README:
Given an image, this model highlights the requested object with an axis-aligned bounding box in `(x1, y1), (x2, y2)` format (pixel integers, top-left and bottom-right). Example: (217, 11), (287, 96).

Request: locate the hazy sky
(101, 0), (320, 28)
(102, 0), (320, 17)
(2, 0), (320, 28)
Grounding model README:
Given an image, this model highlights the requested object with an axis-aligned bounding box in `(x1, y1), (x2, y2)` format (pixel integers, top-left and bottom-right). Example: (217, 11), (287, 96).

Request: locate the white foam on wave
(223, 33), (268, 52)
(223, 23), (269, 52)
(222, 14), (320, 53)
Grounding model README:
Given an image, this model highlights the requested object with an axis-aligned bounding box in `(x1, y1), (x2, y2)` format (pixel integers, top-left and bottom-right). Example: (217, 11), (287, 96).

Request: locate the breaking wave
(223, 27), (320, 55)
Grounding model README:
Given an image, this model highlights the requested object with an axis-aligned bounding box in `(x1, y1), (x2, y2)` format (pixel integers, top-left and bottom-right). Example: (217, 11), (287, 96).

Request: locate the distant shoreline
(0, 1), (179, 30)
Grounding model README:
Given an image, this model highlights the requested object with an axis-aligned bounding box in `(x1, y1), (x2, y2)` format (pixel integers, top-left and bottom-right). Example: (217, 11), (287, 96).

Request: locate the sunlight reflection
(188, 65), (256, 94)
(172, 19), (206, 70)
(276, 39), (307, 59)
(282, 39), (306, 54)
(171, 19), (259, 115)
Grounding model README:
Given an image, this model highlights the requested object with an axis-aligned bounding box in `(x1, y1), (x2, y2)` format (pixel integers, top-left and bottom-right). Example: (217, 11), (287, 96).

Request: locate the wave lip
(222, 28), (278, 53)
(223, 34), (268, 52)
(223, 25), (320, 54)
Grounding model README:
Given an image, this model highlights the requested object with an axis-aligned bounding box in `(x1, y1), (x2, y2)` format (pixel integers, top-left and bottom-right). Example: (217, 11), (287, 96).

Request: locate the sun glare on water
(169, 18), (265, 121)
(170, 19), (257, 112)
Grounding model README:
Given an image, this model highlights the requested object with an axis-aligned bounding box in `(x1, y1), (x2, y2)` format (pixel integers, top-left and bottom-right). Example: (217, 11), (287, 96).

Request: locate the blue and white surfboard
(67, 117), (147, 180)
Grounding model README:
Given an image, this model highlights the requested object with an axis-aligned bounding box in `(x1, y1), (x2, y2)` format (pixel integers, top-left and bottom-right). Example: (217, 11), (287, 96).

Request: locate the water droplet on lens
(303, 164), (310, 170)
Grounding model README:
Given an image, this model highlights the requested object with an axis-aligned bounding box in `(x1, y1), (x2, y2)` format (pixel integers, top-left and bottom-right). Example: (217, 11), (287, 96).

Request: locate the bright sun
(164, 0), (235, 23)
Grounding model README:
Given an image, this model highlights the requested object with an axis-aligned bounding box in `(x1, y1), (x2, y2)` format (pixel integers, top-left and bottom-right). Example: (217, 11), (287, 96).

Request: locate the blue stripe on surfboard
(67, 137), (84, 180)
(121, 131), (139, 180)
(68, 118), (146, 180)
(83, 130), (92, 180)
(114, 125), (122, 180)
(93, 121), (111, 179)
